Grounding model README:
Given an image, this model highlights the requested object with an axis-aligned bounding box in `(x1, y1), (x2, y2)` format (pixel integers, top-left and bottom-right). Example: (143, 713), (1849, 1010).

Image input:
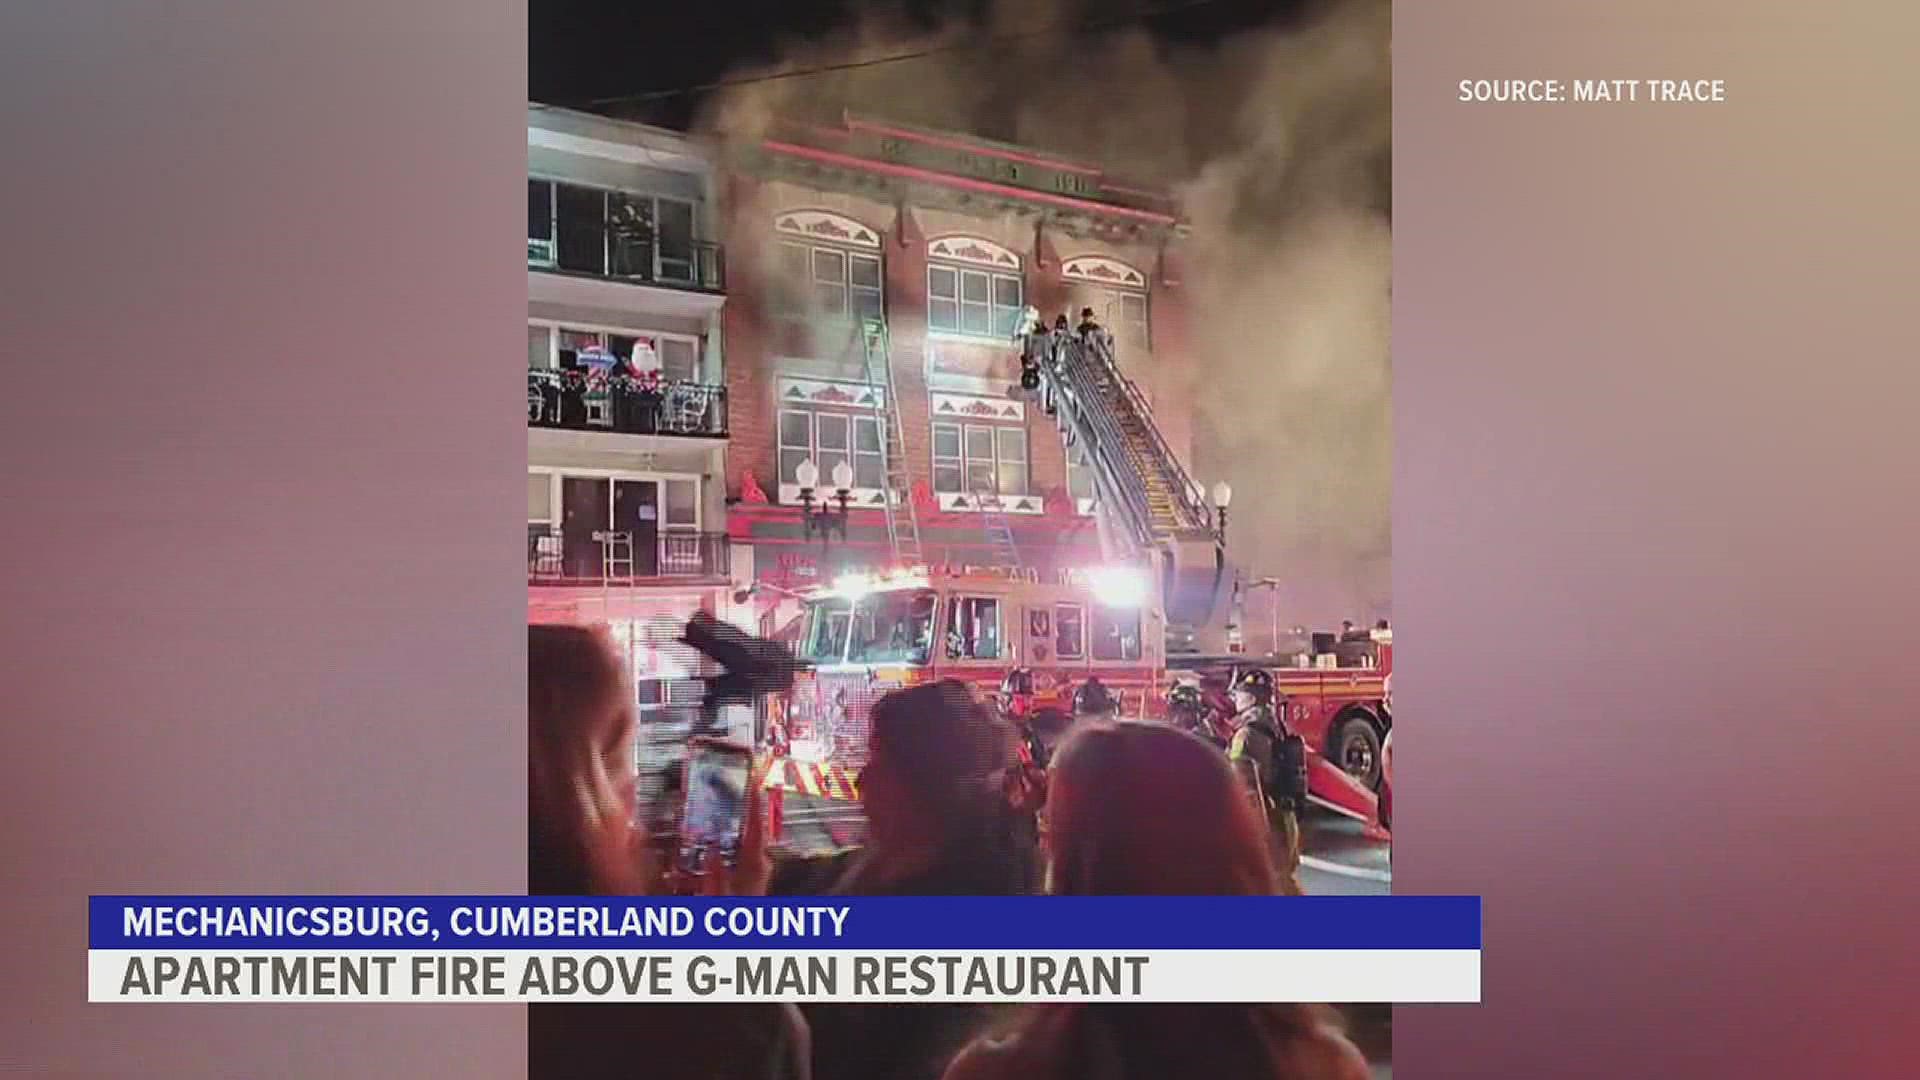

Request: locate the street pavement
(1297, 809), (1392, 896)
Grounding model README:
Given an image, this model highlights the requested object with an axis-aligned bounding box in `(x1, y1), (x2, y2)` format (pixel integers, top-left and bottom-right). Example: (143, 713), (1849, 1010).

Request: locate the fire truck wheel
(1332, 713), (1384, 790)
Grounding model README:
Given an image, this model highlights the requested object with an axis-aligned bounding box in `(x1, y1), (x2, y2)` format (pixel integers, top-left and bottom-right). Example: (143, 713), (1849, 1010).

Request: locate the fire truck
(761, 565), (1388, 838)
(753, 316), (1389, 846)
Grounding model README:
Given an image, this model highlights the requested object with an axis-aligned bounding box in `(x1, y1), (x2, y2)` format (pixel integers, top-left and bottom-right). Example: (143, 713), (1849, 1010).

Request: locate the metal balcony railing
(527, 526), (731, 583)
(527, 230), (724, 293)
(527, 369), (728, 438)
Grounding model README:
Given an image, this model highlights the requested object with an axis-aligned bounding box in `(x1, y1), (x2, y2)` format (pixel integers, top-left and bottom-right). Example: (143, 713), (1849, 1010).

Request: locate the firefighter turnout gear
(1228, 701), (1309, 896)
(1072, 677), (1118, 719)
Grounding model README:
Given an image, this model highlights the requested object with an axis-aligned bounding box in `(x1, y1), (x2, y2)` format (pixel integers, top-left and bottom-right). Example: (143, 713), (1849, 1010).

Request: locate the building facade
(525, 105), (738, 712)
(715, 114), (1200, 631)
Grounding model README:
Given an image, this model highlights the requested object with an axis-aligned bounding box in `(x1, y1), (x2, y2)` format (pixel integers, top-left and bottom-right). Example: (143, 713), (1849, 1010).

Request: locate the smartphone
(677, 738), (752, 874)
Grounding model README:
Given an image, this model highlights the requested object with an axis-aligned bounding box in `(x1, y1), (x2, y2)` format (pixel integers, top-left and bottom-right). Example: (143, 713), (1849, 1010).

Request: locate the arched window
(1061, 255), (1149, 348)
(772, 210), (884, 322)
(926, 236), (1025, 339)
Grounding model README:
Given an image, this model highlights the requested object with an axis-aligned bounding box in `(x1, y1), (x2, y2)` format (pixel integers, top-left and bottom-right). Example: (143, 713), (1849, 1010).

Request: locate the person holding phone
(785, 680), (1035, 1080)
(527, 624), (804, 1080)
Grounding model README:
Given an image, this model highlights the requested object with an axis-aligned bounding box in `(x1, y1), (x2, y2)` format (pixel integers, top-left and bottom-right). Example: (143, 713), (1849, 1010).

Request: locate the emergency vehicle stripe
(758, 758), (865, 802)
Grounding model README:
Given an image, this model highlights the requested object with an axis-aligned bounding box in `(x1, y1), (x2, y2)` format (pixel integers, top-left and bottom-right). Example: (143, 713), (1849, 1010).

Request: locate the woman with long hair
(526, 623), (807, 1080)
(795, 679), (1037, 1080)
(942, 720), (1370, 1080)
(831, 679), (1033, 896)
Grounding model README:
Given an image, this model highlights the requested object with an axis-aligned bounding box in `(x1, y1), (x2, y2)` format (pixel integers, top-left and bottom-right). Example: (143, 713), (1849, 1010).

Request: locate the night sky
(530, 0), (1312, 129)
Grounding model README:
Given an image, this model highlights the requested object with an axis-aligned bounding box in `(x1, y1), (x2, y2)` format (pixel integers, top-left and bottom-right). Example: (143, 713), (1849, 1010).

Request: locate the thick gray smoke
(691, 0), (1392, 633)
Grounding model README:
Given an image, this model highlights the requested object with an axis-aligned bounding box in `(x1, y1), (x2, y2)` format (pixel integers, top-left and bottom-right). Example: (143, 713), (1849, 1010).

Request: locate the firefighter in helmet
(1226, 666), (1308, 895)
(1072, 676), (1119, 722)
(1166, 681), (1217, 745)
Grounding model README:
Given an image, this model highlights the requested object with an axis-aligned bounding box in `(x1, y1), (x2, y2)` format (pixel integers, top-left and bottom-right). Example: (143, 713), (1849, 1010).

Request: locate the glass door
(612, 479), (660, 576)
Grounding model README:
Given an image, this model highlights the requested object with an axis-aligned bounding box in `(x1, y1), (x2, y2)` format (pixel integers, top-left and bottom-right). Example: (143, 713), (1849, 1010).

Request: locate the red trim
(762, 141), (1180, 226)
(839, 117), (1106, 177)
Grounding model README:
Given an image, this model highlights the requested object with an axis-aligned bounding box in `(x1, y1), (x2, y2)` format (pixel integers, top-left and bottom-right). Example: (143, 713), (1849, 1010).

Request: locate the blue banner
(91, 896), (1480, 951)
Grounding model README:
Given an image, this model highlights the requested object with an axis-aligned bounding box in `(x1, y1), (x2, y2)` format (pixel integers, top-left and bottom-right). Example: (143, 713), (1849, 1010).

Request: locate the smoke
(690, 0), (1392, 627)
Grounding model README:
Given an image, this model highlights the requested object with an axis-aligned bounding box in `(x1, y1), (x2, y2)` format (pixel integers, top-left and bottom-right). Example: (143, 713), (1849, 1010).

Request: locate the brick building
(715, 114), (1201, 629)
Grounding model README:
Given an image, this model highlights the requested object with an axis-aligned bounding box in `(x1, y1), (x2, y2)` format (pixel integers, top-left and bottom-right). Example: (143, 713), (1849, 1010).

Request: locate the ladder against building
(859, 318), (923, 566)
(973, 485), (1022, 573)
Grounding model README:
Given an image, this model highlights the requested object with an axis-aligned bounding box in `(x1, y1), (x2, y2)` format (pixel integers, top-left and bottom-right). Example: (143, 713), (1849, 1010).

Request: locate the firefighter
(998, 667), (1049, 829)
(1071, 676), (1119, 722)
(1225, 667), (1309, 896)
(1166, 682), (1217, 745)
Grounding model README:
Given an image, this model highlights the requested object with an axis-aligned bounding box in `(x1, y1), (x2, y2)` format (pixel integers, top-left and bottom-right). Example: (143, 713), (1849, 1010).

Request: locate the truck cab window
(799, 598), (852, 664)
(946, 596), (1001, 660)
(1091, 604), (1142, 662)
(1055, 603), (1085, 659)
(846, 590), (938, 666)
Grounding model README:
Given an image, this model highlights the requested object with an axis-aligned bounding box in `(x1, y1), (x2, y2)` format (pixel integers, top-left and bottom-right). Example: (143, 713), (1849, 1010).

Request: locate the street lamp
(1210, 480), (1233, 537)
(1250, 576), (1282, 659)
(796, 457), (852, 544)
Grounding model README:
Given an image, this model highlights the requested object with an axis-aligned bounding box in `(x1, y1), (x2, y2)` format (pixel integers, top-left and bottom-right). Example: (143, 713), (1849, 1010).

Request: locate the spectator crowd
(529, 623), (1378, 1080)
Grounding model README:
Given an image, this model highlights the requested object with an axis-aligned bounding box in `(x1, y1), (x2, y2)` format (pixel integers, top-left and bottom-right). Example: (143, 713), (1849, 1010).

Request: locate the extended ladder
(860, 318), (922, 566)
(974, 485), (1022, 572)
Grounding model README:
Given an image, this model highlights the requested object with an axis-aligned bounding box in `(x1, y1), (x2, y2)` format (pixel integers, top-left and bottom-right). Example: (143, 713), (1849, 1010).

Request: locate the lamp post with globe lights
(1211, 480), (1233, 539)
(795, 457), (854, 544)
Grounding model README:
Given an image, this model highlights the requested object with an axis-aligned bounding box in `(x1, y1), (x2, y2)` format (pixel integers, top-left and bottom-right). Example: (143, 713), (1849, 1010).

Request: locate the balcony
(528, 233), (724, 293)
(528, 369), (728, 438)
(528, 526), (732, 584)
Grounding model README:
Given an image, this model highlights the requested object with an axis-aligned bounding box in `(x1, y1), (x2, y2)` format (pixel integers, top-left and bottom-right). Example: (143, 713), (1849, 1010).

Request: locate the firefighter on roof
(1226, 666), (1308, 896)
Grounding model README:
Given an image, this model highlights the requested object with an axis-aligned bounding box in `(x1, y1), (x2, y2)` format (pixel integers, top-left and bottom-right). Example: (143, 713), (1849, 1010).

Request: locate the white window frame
(528, 176), (700, 284)
(1054, 602), (1086, 661)
(776, 240), (883, 322)
(1086, 287), (1150, 349)
(776, 406), (886, 504)
(527, 466), (704, 532)
(527, 318), (704, 383)
(1066, 447), (1098, 516)
(931, 421), (1028, 499)
(944, 594), (1005, 662)
(927, 263), (1023, 339)
(1090, 603), (1145, 663)
(528, 471), (556, 525)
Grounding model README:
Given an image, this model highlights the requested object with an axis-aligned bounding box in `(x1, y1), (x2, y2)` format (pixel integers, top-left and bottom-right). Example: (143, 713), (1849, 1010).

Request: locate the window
(1082, 289), (1149, 348)
(995, 428), (1027, 498)
(663, 478), (698, 528)
(528, 178), (696, 283)
(1055, 603), (1085, 660)
(528, 324), (554, 370)
(659, 338), (698, 382)
(945, 596), (1002, 660)
(800, 597), (852, 665)
(528, 472), (554, 522)
(778, 241), (881, 321)
(655, 199), (696, 283)
(932, 421), (1028, 497)
(928, 265), (1023, 337)
(1091, 604), (1143, 662)
(529, 321), (700, 381)
(779, 407), (883, 491)
(528, 181), (554, 263)
(555, 183), (608, 275)
(846, 590), (937, 666)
